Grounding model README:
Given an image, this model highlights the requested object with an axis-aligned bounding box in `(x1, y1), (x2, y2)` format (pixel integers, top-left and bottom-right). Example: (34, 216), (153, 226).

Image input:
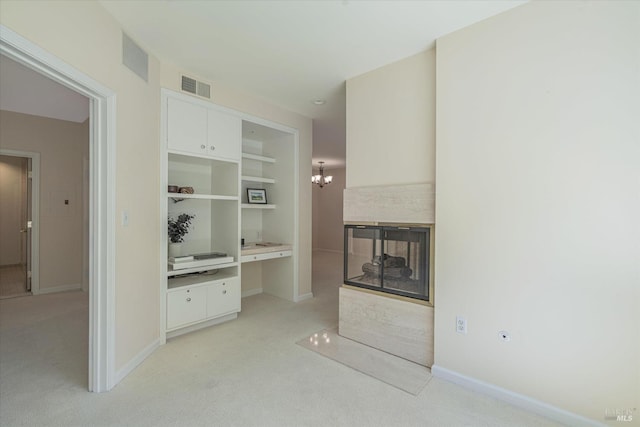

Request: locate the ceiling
(0, 55), (89, 123)
(100, 0), (525, 168)
(1, 1), (526, 166)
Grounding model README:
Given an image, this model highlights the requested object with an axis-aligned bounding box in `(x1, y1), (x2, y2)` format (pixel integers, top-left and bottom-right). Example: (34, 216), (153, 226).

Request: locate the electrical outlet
(456, 316), (467, 334)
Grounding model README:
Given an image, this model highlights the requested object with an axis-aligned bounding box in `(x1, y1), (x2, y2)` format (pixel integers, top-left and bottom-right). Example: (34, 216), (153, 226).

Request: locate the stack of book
(169, 252), (233, 270)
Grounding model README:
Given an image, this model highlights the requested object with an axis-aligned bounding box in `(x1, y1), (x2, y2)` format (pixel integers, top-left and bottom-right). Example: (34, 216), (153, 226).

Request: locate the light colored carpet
(297, 327), (432, 395)
(0, 251), (563, 427)
(0, 264), (29, 299)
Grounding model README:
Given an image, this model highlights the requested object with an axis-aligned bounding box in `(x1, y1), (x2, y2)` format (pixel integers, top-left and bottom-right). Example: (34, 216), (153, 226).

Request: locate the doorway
(0, 154), (34, 298)
(1, 24), (116, 392)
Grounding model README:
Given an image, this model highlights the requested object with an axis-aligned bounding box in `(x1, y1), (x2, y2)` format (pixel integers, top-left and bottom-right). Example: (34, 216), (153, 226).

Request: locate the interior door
(25, 158), (32, 291)
(0, 155), (29, 296)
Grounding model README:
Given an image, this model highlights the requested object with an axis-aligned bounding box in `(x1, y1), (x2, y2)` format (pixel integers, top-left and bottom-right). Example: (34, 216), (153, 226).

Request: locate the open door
(0, 154), (30, 298)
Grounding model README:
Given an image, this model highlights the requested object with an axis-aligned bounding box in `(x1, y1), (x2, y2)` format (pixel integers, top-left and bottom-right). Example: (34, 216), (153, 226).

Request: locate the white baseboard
(114, 337), (161, 385)
(295, 292), (313, 302)
(166, 313), (237, 339)
(36, 283), (82, 295)
(431, 365), (604, 427)
(242, 288), (263, 298)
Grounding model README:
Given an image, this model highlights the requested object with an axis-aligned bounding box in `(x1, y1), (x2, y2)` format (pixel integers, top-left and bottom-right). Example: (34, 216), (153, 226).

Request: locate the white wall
(0, 111), (87, 291)
(435, 1), (639, 422)
(0, 0), (314, 374)
(346, 50), (435, 188)
(312, 166), (345, 252)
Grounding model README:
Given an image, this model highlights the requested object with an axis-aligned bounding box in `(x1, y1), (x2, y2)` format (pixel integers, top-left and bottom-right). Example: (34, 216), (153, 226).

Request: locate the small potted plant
(168, 213), (194, 257)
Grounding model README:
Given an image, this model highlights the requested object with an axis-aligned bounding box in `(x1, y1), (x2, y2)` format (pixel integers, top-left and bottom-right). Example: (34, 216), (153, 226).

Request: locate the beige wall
(161, 63), (313, 298)
(0, 111), (87, 290)
(435, 1), (639, 422)
(0, 0), (162, 371)
(1, 0), (314, 372)
(346, 50), (435, 188)
(312, 167), (345, 252)
(0, 154), (26, 266)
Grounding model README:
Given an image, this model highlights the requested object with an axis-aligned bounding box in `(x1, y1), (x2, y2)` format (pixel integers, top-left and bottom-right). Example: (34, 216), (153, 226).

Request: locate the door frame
(0, 149), (40, 294)
(0, 25), (116, 392)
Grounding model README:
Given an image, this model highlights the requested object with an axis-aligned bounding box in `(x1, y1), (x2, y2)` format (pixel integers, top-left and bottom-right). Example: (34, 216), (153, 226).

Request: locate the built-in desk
(241, 243), (292, 263)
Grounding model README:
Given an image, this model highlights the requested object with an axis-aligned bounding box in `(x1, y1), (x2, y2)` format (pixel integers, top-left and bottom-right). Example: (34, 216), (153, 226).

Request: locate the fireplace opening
(344, 225), (430, 301)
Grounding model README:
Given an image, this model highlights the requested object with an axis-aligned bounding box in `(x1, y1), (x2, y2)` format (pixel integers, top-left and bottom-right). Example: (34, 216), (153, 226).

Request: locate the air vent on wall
(122, 32), (148, 82)
(181, 75), (211, 99)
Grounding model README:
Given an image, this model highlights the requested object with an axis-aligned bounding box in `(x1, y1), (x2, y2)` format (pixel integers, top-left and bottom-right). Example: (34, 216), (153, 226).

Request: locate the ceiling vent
(181, 75), (211, 99)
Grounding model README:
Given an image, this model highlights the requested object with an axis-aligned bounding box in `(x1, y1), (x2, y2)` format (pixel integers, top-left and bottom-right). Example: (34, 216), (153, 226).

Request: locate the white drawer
(167, 286), (207, 330)
(207, 277), (240, 318)
(241, 250), (292, 263)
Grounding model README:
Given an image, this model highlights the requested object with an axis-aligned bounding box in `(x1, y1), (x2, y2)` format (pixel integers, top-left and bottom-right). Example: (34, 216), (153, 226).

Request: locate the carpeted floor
(0, 264), (29, 299)
(0, 251), (562, 427)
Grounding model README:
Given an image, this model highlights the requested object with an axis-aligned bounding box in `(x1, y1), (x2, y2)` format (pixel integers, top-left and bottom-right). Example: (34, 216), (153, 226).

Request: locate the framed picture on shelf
(247, 188), (267, 204)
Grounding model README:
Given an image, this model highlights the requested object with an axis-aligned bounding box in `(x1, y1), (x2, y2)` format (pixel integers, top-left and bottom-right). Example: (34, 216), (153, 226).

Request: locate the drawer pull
(200, 144), (205, 149)
(186, 297), (191, 302)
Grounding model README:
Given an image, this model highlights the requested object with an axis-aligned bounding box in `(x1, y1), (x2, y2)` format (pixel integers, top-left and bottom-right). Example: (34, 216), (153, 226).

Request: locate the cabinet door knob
(222, 290), (227, 294)
(186, 297), (191, 302)
(200, 144), (206, 149)
(210, 145), (216, 151)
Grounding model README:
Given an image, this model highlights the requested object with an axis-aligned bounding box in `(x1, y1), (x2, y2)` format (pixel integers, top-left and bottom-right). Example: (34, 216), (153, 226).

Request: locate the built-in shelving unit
(161, 89), (242, 338)
(161, 88), (299, 341)
(240, 125), (296, 301)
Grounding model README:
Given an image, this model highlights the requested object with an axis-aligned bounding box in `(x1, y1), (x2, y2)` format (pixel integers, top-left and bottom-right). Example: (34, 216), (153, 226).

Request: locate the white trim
(1, 24), (116, 393)
(114, 338), (162, 385)
(0, 149), (40, 295)
(294, 292), (313, 302)
(159, 92), (167, 345)
(37, 284), (82, 295)
(431, 365), (605, 427)
(292, 129), (300, 303)
(166, 313), (238, 339)
(241, 288), (263, 298)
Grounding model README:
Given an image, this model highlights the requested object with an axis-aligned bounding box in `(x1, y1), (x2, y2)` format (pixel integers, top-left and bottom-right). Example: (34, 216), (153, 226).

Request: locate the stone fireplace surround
(340, 183), (435, 367)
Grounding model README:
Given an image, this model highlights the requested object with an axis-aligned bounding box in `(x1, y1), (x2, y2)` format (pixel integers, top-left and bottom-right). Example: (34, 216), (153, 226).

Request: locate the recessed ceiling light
(312, 99), (326, 106)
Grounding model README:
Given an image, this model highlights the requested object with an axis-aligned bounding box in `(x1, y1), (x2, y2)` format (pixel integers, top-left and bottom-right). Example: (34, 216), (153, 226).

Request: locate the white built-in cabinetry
(161, 89), (298, 339)
(167, 96), (241, 160)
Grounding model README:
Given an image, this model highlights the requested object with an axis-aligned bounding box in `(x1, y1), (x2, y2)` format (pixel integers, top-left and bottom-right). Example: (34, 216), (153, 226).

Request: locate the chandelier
(311, 161), (332, 188)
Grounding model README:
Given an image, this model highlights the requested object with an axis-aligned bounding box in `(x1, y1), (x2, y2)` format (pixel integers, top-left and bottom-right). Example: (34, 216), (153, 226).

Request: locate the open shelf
(167, 261), (239, 277)
(241, 203), (276, 209)
(168, 268), (239, 289)
(167, 193), (238, 201)
(241, 175), (275, 184)
(242, 152), (275, 163)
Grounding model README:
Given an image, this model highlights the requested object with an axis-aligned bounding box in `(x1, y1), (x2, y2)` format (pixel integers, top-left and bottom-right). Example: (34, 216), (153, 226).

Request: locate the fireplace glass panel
(344, 225), (429, 301)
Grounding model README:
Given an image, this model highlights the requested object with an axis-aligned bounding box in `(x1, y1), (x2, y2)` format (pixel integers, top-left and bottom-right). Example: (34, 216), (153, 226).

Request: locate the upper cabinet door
(167, 97), (208, 155)
(207, 109), (241, 161)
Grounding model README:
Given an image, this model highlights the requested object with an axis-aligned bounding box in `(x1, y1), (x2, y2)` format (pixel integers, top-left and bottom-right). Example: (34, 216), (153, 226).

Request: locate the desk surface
(241, 242), (292, 256)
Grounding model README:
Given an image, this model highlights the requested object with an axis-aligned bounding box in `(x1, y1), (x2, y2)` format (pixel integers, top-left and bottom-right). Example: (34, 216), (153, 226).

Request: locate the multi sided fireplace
(344, 225), (430, 301)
